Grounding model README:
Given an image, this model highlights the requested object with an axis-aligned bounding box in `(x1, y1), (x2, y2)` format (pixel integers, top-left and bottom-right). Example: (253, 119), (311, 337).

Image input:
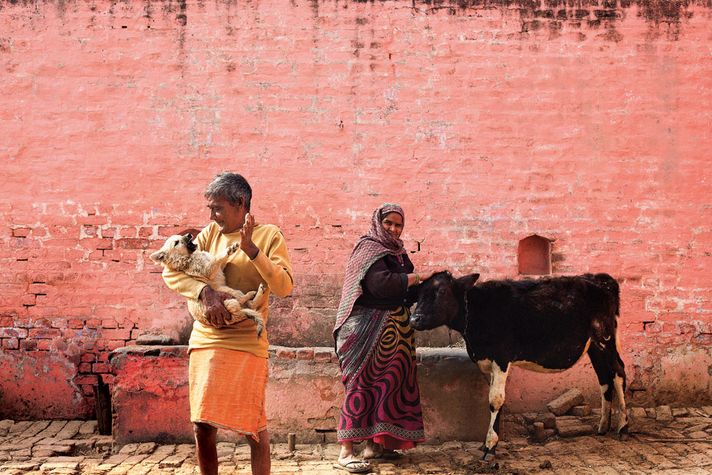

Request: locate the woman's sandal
(334, 457), (371, 473)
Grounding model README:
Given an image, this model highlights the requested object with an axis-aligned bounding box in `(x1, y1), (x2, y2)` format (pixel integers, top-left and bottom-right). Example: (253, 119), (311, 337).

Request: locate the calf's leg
(483, 361), (510, 459)
(611, 343), (628, 435)
(587, 346), (614, 434)
(588, 340), (628, 436)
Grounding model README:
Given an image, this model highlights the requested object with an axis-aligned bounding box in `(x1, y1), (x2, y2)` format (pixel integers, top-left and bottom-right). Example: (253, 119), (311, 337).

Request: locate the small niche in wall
(518, 234), (552, 275)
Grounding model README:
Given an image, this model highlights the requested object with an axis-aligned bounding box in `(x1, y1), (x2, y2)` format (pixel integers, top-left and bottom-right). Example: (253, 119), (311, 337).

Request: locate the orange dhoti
(189, 347), (268, 440)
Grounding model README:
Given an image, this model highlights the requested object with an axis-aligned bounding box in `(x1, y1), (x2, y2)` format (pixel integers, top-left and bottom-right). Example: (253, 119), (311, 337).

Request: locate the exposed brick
(75, 375), (98, 386)
(276, 348), (297, 360)
(2, 338), (20, 349)
(92, 363), (111, 373)
(0, 328), (28, 338)
(36, 340), (52, 351)
(296, 348), (314, 360)
(28, 328), (61, 339)
(12, 227), (31, 238)
(547, 389), (585, 416)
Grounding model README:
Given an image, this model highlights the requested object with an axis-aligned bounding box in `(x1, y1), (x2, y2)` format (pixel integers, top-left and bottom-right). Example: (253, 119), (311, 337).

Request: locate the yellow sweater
(162, 222), (293, 358)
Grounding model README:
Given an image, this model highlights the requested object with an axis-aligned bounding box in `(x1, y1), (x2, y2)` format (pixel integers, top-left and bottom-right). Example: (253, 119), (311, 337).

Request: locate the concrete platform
(109, 345), (491, 445)
(109, 344), (705, 447)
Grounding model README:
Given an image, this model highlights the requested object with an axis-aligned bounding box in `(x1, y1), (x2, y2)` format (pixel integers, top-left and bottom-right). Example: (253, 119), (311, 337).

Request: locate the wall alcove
(517, 234), (553, 275)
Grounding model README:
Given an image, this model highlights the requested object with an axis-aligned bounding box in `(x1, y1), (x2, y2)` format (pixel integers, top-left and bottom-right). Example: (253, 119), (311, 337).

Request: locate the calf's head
(410, 272), (479, 331)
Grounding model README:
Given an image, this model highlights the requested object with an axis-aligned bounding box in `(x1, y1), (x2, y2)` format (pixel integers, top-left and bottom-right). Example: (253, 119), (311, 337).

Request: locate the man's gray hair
(204, 172), (252, 210)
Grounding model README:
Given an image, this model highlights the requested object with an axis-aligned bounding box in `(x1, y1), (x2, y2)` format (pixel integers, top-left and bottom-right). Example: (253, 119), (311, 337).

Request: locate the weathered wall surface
(1, 0), (710, 419)
(110, 346), (490, 444)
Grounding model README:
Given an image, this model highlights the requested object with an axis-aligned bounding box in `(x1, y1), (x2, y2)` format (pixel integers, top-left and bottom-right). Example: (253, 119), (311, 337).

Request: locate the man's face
(207, 197), (247, 234)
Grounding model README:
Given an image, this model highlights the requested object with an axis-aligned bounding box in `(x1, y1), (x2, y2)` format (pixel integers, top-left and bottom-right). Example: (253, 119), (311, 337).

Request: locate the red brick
(0, 328), (27, 338)
(81, 385), (96, 396)
(106, 340), (127, 351)
(138, 227), (154, 238)
(21, 339), (38, 351)
(12, 227), (30, 238)
(2, 338), (19, 349)
(29, 328), (61, 339)
(75, 375), (98, 386)
(115, 239), (150, 250)
(92, 363), (111, 373)
(36, 340), (52, 351)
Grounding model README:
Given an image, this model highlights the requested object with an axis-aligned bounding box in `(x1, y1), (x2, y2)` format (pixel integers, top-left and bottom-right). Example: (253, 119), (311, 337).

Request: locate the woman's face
(381, 212), (404, 239)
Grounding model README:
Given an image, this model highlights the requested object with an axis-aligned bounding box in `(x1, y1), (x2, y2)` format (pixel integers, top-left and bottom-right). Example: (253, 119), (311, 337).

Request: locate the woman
(333, 203), (435, 473)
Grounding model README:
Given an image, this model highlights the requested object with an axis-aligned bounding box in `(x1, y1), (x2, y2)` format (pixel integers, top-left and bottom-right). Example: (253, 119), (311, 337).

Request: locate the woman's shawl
(333, 203), (406, 337)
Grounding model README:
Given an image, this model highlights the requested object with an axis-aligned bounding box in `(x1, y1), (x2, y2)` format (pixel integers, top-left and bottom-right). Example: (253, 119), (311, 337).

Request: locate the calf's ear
(456, 273), (479, 289)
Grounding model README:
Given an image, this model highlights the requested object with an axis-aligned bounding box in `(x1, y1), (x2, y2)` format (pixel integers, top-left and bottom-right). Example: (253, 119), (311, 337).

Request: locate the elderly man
(162, 172), (293, 475)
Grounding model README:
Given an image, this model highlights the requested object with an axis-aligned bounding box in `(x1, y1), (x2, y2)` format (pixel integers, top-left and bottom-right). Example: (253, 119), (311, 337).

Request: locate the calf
(410, 272), (628, 458)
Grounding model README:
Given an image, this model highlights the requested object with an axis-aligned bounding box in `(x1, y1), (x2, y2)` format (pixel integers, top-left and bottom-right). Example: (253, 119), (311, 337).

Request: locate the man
(162, 172), (293, 475)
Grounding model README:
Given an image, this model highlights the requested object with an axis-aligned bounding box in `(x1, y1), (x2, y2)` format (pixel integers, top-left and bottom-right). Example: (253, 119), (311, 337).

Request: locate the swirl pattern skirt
(335, 305), (425, 450)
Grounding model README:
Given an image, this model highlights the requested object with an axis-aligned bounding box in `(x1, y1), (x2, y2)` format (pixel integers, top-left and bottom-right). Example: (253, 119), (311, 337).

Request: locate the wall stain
(0, 0), (708, 41)
(419, 0), (708, 35)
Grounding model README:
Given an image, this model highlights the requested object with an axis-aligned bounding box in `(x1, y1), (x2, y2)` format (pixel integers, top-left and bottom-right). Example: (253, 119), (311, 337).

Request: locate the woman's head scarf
(333, 203), (408, 336)
(364, 203), (406, 255)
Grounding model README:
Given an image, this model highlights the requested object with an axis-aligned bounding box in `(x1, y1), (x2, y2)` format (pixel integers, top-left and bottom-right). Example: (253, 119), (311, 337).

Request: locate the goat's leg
(482, 361), (509, 460)
(210, 243), (241, 271)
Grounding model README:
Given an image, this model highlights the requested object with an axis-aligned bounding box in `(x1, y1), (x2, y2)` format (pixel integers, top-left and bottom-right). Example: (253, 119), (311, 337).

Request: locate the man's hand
(240, 213), (259, 260)
(199, 286), (233, 327)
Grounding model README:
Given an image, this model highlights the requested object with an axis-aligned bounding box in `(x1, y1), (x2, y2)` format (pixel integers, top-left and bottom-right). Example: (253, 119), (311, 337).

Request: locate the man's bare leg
(194, 422), (218, 475)
(246, 429), (271, 475)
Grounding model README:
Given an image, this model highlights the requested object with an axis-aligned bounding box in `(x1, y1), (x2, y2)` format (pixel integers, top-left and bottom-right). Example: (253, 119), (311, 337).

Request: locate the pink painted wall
(1, 0), (710, 419)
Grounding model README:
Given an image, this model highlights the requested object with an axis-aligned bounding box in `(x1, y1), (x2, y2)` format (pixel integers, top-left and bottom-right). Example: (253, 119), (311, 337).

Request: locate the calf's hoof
(480, 446), (496, 461)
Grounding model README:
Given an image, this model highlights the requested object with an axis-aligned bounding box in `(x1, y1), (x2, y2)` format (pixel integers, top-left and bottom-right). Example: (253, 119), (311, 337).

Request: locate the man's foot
(334, 456), (371, 473)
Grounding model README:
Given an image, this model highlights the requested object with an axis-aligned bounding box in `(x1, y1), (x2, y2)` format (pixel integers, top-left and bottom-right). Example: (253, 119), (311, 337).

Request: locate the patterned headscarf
(333, 203), (407, 335)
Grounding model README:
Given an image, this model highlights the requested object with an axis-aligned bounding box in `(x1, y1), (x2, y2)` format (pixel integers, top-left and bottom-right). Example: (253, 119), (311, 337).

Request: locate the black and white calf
(410, 272), (628, 457)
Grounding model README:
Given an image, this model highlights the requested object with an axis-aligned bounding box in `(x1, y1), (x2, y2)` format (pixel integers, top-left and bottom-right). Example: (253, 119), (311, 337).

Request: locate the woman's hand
(417, 270), (438, 282)
(408, 270), (442, 287)
(199, 286), (233, 327)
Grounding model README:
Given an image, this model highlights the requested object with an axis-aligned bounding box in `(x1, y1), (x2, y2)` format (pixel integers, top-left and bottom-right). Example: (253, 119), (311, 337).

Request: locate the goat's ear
(150, 251), (166, 263)
(456, 273), (479, 289)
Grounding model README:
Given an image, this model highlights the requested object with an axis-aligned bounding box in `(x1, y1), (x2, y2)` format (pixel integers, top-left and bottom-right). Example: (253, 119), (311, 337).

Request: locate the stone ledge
(110, 345), (488, 445)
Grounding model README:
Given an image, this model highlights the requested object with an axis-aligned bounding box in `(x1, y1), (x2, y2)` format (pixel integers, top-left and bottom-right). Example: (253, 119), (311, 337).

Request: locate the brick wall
(1, 0), (710, 418)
